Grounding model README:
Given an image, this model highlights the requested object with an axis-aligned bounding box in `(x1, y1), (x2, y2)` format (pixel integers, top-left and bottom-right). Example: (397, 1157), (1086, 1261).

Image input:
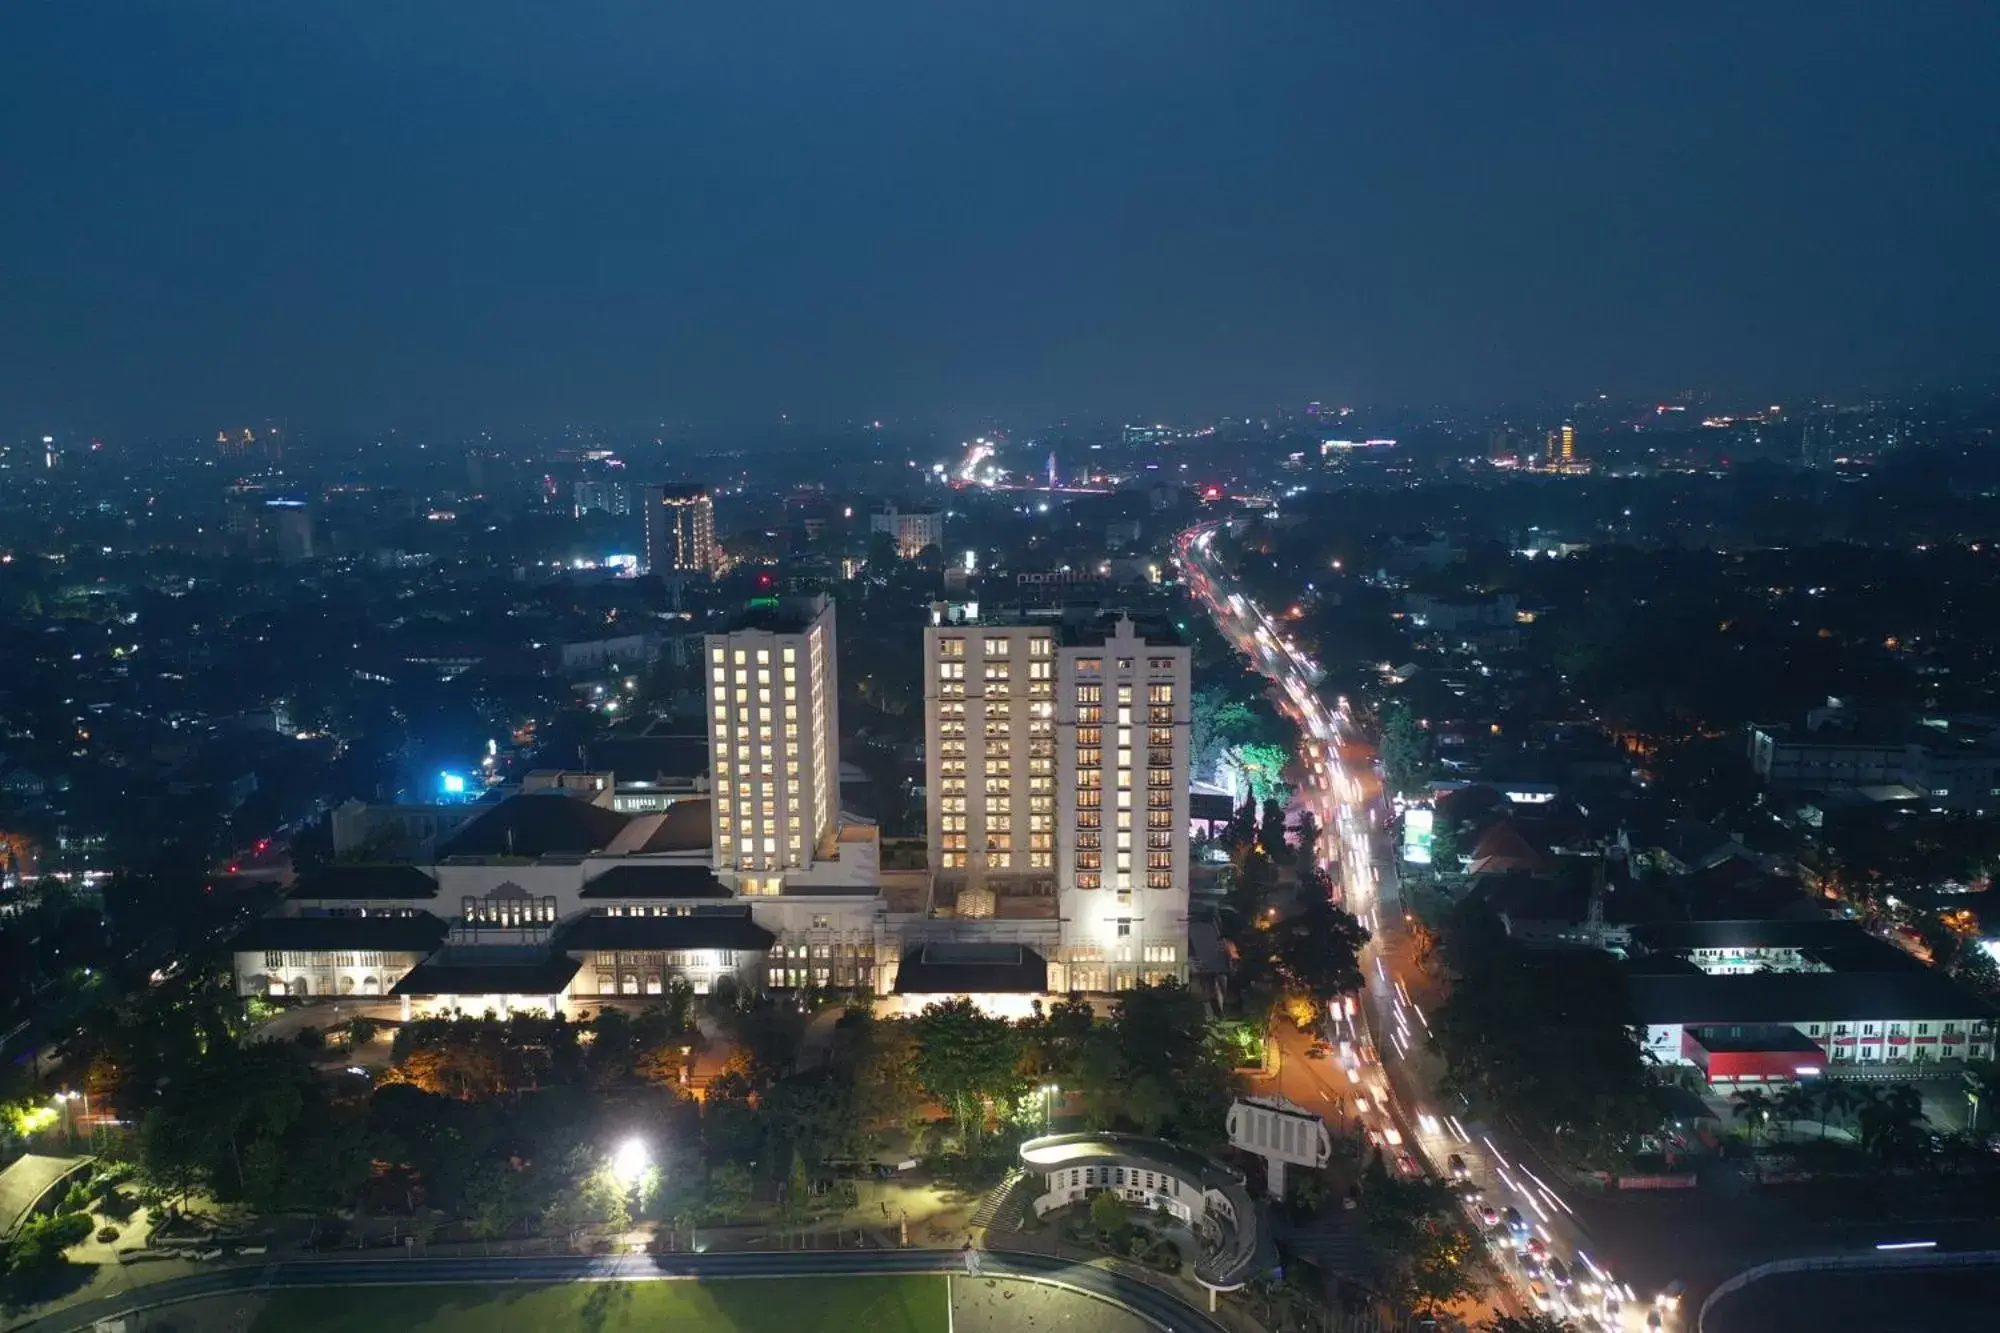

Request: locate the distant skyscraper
(1047, 450), (1060, 489)
(643, 484), (716, 576)
(705, 595), (840, 883)
(869, 505), (944, 558)
(1561, 422), (1576, 465)
(573, 479), (631, 518)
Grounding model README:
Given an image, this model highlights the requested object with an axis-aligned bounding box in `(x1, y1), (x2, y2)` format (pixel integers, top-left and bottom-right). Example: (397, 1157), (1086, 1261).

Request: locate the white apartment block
(1056, 616), (1190, 991)
(871, 505), (944, 558)
(924, 610), (1190, 992)
(706, 595), (840, 886)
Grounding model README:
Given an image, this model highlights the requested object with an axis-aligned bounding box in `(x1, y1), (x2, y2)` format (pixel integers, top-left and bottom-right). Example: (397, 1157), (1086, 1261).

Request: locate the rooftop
(233, 913), (447, 953)
(1055, 611), (1185, 650)
(289, 864), (440, 901)
(719, 593), (831, 636)
(1630, 919), (1907, 958)
(1626, 968), (1994, 1026)
(390, 952), (582, 998)
(894, 942), (1048, 995)
(1017, 1132), (1264, 1291)
(557, 910), (775, 953)
(578, 863), (731, 899)
(436, 792), (633, 859)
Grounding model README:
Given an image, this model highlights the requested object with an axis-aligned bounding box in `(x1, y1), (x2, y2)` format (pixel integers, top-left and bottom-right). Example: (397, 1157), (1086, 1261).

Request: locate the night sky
(3, 2), (1995, 433)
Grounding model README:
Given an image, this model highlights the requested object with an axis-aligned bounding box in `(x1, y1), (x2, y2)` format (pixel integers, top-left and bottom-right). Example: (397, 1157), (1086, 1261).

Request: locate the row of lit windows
(937, 636), (1056, 658)
(712, 665), (799, 684)
(1070, 872), (1176, 891)
(713, 645), (800, 665)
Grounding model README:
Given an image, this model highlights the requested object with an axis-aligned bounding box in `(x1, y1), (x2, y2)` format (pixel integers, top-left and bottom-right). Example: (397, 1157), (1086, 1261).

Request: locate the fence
(1697, 1247), (2000, 1333)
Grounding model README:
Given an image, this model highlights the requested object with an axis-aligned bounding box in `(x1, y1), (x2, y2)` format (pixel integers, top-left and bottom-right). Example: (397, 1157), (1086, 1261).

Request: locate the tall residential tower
(644, 484), (718, 577)
(705, 594), (840, 888)
(923, 609), (1190, 989)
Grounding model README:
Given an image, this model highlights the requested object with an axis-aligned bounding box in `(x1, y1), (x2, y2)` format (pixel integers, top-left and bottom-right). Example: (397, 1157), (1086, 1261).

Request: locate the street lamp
(53, 1090), (86, 1145)
(610, 1137), (651, 1188)
(1040, 1084), (1059, 1132)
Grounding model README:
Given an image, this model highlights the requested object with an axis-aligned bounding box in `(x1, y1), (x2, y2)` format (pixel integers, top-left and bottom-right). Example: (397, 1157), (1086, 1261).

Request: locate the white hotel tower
(925, 608), (1190, 991)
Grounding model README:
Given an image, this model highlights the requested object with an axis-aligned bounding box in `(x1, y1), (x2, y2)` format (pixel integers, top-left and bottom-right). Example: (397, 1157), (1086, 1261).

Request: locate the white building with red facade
(1626, 921), (1995, 1084)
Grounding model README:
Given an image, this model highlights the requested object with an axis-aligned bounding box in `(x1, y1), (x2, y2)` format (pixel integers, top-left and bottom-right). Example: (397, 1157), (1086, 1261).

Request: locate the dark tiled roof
(1467, 821), (1550, 875)
(1626, 969), (1995, 1026)
(390, 953), (582, 998)
(894, 943), (1048, 995)
(437, 793), (632, 859)
(558, 910), (775, 953)
(233, 913), (447, 952)
(579, 863), (731, 899)
(636, 799), (712, 853)
(290, 864), (439, 901)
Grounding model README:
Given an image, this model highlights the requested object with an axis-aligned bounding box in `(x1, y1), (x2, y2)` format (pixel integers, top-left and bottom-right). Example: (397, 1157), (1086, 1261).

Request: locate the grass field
(242, 1275), (950, 1333)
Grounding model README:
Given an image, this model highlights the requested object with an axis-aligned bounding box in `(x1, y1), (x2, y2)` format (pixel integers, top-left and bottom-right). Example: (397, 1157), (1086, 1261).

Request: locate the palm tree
(1855, 1083), (1928, 1167)
(1772, 1084), (1817, 1143)
(1815, 1079), (1860, 1140)
(1730, 1087), (1773, 1145)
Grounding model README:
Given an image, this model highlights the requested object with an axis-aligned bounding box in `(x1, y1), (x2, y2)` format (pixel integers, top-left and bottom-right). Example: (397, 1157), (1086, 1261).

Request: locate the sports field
(242, 1275), (950, 1333)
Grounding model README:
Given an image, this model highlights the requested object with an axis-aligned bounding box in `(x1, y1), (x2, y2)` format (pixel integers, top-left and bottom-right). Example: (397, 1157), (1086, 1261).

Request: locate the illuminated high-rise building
(705, 595), (839, 887)
(1056, 615), (1189, 990)
(924, 620), (1060, 887)
(643, 484), (717, 576)
(1561, 422), (1576, 465)
(923, 610), (1189, 989)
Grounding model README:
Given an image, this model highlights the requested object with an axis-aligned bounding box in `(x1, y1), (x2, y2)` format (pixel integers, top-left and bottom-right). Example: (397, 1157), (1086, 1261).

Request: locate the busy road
(1177, 523), (1677, 1332)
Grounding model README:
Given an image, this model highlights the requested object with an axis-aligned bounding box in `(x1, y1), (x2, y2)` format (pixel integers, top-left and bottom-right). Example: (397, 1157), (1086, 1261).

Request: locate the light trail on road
(1177, 522), (1677, 1333)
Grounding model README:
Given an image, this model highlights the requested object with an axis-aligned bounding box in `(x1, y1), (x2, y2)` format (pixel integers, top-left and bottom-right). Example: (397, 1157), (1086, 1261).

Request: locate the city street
(1180, 524), (1678, 1333)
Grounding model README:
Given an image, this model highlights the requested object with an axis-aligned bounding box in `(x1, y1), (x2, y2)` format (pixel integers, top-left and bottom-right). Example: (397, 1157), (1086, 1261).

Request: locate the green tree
(1291, 810), (1321, 868)
(1223, 796), (1258, 854)
(6, 1212), (92, 1278)
(1730, 1087), (1773, 1145)
(1089, 1189), (1129, 1234)
(1258, 799), (1289, 863)
(1020, 994), (1096, 1086)
(1379, 700), (1433, 800)
(1099, 982), (1236, 1149)
(1431, 940), (1654, 1168)
(1429, 814), (1460, 878)
(1272, 899), (1370, 1016)
(1814, 1079), (1860, 1139)
(704, 1162), (754, 1223)
(1232, 744), (1292, 808)
(463, 1163), (521, 1253)
(910, 997), (1023, 1144)
(1771, 1084), (1817, 1141)
(1855, 1083), (1928, 1166)
(843, 1012), (922, 1141)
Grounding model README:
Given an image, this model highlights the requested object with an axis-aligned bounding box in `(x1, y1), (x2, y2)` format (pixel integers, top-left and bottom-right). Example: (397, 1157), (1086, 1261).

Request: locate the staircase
(970, 1168), (1030, 1235)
